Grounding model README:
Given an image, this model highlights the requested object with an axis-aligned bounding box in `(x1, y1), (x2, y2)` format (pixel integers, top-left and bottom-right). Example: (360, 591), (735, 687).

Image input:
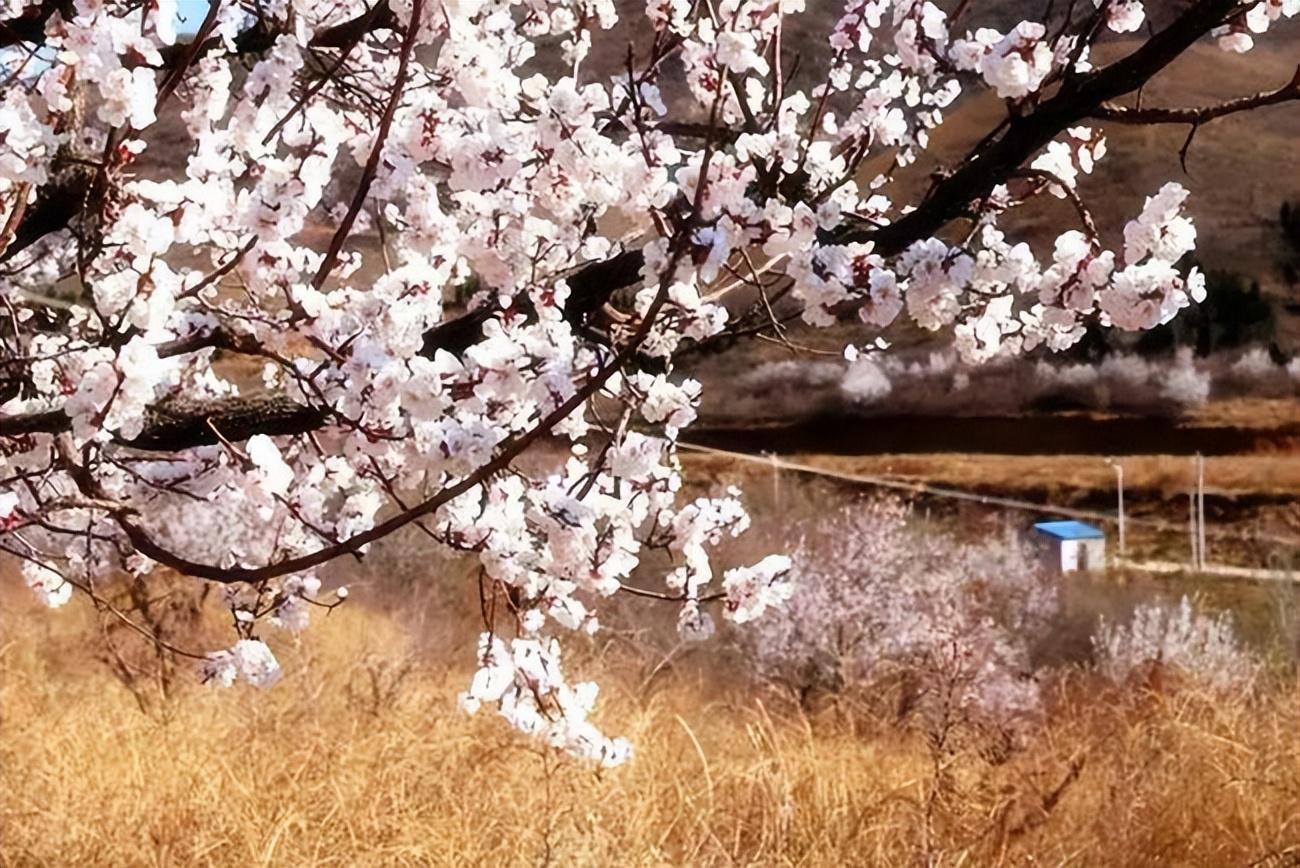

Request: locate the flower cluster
(201, 639), (284, 689)
(1213, 0), (1299, 52)
(1093, 596), (1259, 693)
(952, 22), (1057, 100)
(0, 0), (1291, 762)
(737, 500), (1057, 734)
(460, 634), (632, 766)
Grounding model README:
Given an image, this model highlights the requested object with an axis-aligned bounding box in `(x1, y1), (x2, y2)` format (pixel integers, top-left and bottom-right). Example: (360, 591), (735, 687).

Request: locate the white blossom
(1094, 597), (1258, 693)
(201, 639), (283, 688)
(0, 0), (1270, 766)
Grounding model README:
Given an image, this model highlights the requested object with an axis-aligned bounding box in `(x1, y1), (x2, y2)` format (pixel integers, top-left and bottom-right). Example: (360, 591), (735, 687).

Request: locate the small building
(1031, 520), (1106, 574)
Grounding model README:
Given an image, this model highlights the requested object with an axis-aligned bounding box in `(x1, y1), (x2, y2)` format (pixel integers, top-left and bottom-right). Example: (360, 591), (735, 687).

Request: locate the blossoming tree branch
(1, 0), (1297, 762)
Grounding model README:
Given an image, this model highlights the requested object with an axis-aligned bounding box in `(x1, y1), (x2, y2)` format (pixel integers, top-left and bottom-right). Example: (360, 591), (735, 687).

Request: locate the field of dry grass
(3, 580), (1300, 867)
(682, 449), (1300, 501)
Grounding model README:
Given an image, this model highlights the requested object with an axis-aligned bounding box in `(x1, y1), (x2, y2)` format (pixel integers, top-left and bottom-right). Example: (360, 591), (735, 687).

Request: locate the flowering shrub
(0, 0), (1295, 761)
(737, 500), (1057, 737)
(1093, 596), (1260, 694)
(720, 344), (1288, 422)
(1159, 347), (1212, 406)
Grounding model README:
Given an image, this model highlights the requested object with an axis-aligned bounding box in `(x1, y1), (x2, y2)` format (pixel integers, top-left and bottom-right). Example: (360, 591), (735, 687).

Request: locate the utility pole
(767, 451), (781, 511)
(1189, 488), (1200, 571)
(1107, 458), (1126, 560)
(1197, 453), (1207, 570)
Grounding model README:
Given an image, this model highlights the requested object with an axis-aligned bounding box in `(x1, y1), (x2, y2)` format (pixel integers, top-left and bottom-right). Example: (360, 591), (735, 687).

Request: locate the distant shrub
(841, 355), (892, 403)
(707, 342), (1297, 427)
(1159, 348), (1211, 406)
(1097, 352), (1153, 387)
(1230, 347), (1276, 379)
(736, 500), (1056, 741)
(1093, 596), (1258, 694)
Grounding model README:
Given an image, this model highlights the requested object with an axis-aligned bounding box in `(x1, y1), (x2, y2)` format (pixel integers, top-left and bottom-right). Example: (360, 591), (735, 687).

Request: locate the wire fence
(677, 441), (1300, 554)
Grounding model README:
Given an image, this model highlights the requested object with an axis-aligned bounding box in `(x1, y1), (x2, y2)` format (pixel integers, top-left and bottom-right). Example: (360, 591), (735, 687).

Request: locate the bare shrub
(345, 653), (421, 717)
(1092, 595), (1259, 694)
(92, 572), (213, 717)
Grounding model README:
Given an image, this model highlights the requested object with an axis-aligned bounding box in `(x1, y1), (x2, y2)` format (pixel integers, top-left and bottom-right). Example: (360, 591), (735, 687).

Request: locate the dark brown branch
(0, 160), (97, 264)
(1009, 168), (1100, 240)
(0, 328), (316, 447)
(309, 2), (398, 49)
(126, 394), (330, 452)
(311, 0), (424, 290)
(617, 582), (726, 603)
(1091, 64), (1300, 126)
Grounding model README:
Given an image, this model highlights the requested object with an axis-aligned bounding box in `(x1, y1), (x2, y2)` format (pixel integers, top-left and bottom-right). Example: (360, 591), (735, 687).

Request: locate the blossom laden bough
(0, 0), (1296, 762)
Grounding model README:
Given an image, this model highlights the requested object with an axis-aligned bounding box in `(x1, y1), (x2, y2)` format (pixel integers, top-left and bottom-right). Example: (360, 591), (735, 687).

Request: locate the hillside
(121, 4), (1300, 422)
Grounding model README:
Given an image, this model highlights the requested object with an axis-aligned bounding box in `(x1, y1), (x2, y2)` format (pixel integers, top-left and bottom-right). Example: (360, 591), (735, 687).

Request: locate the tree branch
(309, 2), (398, 49)
(85, 233), (694, 584)
(153, 0), (223, 112)
(311, 0), (424, 290)
(0, 0), (1258, 454)
(1091, 64), (1300, 126)
(0, 248), (648, 448)
(845, 0), (1244, 256)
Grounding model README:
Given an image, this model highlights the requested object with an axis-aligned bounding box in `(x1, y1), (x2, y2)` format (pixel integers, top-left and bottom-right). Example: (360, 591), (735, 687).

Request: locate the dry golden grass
(698, 452), (1300, 500)
(3, 584), (1300, 867)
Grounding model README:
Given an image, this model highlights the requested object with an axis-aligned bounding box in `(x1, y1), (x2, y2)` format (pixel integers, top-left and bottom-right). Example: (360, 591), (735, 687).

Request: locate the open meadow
(4, 570), (1300, 867)
(6, 459), (1300, 866)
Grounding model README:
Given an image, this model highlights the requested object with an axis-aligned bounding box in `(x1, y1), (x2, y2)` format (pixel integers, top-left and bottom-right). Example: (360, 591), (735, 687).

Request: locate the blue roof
(1033, 520), (1104, 540)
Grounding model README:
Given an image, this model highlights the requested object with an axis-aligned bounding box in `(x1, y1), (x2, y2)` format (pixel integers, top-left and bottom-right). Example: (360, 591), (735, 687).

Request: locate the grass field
(5, 14), (1300, 865)
(3, 579), (1300, 867)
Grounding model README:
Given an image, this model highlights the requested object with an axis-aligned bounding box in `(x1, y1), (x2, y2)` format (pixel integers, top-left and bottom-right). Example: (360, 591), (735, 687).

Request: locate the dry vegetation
(680, 448), (1300, 505)
(679, 449), (1300, 571)
(4, 8), (1300, 866)
(3, 578), (1300, 867)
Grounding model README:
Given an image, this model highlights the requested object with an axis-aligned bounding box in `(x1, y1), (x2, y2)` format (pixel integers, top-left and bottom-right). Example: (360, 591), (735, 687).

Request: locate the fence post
(1197, 453), (1207, 570)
